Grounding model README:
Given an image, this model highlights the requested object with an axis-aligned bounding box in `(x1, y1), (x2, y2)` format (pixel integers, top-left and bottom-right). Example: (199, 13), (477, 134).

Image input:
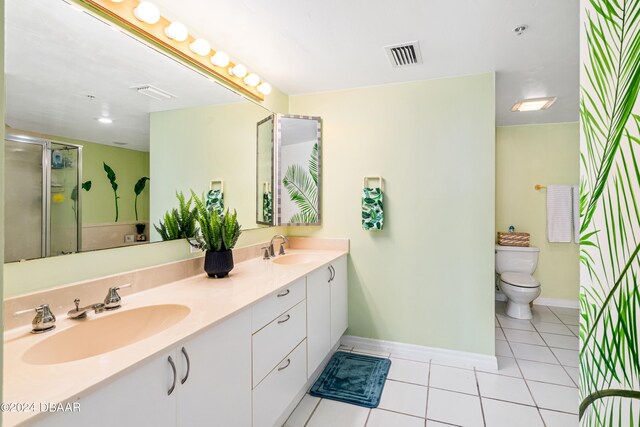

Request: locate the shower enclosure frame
(5, 133), (83, 259)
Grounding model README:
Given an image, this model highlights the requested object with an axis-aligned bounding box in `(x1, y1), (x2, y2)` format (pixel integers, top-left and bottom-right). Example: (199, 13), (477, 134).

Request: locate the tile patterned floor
(284, 303), (579, 427)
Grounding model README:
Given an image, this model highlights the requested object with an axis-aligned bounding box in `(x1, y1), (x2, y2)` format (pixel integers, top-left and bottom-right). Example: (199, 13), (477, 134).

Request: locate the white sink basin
(272, 253), (320, 265)
(22, 304), (190, 365)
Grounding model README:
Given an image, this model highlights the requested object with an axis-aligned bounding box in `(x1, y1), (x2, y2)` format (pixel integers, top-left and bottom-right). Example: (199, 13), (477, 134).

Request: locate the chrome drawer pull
(277, 314), (291, 324)
(167, 356), (177, 396)
(277, 289), (290, 297)
(278, 359), (291, 371)
(180, 347), (190, 385)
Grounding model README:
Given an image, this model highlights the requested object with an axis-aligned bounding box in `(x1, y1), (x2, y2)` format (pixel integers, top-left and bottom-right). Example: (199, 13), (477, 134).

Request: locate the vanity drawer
(253, 340), (307, 427)
(252, 300), (306, 387)
(252, 277), (305, 332)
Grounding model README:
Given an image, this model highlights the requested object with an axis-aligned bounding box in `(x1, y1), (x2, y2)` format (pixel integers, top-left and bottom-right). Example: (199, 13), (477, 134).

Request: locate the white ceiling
(5, 0), (250, 151)
(153, 0), (579, 126)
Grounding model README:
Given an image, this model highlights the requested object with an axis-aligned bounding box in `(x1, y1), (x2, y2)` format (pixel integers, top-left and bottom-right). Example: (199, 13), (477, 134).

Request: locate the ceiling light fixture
(88, 0), (268, 99)
(511, 96), (557, 112)
(189, 38), (211, 56)
(164, 22), (189, 42)
(243, 73), (260, 87)
(133, 1), (160, 25)
(229, 64), (247, 78)
(257, 82), (272, 95)
(97, 117), (114, 124)
(210, 51), (230, 67)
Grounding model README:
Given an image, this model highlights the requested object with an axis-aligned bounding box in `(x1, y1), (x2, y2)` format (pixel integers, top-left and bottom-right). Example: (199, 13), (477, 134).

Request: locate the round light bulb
(210, 51), (230, 67)
(189, 38), (211, 56)
(257, 82), (272, 95)
(243, 73), (260, 87)
(133, 1), (160, 25)
(164, 22), (188, 42)
(230, 64), (247, 78)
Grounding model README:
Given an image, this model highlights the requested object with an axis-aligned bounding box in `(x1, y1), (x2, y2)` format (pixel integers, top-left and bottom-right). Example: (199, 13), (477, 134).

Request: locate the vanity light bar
(82, 0), (269, 100)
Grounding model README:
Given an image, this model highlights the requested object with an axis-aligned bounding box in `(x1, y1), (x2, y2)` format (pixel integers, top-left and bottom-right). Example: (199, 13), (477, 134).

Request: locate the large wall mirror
(4, 0), (273, 263)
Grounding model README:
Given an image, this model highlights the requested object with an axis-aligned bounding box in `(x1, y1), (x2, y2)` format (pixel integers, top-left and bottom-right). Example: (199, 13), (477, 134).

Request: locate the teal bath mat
(309, 351), (391, 408)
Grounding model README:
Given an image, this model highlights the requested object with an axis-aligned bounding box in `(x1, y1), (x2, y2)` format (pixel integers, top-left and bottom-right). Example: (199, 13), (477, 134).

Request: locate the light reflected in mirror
(277, 116), (322, 225)
(4, 0), (272, 263)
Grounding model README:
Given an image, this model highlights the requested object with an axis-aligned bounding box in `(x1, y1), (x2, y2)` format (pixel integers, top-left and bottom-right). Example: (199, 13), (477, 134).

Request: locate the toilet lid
(501, 272), (540, 288)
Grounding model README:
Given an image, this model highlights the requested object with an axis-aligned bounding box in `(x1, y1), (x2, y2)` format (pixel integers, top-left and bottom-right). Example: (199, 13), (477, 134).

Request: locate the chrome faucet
(15, 304), (57, 333)
(68, 299), (105, 319)
(68, 284), (131, 319)
(104, 284), (131, 310)
(269, 235), (288, 257)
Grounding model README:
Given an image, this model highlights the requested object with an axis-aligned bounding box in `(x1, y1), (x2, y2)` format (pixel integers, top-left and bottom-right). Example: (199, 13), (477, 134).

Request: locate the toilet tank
(495, 245), (539, 274)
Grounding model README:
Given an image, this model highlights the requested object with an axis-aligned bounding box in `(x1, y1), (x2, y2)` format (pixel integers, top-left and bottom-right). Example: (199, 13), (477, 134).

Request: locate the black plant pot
(135, 223), (146, 234)
(204, 250), (234, 278)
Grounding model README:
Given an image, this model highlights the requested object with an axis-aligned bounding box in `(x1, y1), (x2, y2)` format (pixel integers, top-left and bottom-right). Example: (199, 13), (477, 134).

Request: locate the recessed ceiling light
(97, 117), (114, 124)
(113, 141), (128, 146)
(511, 96), (557, 112)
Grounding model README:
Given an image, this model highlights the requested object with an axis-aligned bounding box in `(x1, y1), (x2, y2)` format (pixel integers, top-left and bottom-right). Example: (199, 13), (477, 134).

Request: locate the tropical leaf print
(283, 143), (319, 223)
(206, 189), (225, 216)
(362, 187), (384, 230)
(579, 0), (640, 424)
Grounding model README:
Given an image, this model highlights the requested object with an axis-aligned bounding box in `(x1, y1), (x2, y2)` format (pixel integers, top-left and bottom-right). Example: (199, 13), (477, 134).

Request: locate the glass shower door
(49, 143), (81, 256)
(4, 139), (46, 262)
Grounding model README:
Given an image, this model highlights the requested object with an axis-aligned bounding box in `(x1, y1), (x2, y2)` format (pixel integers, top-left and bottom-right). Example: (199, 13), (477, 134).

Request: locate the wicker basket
(497, 232), (530, 247)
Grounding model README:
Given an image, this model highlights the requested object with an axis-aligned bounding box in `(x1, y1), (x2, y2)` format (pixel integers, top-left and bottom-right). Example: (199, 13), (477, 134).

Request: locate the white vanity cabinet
(330, 255), (348, 347)
(32, 309), (251, 427)
(307, 255), (349, 376)
(176, 308), (252, 427)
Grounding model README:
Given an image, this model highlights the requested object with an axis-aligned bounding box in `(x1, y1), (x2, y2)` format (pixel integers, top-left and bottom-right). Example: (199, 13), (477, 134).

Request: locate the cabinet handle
(328, 265), (335, 282)
(180, 347), (190, 385)
(327, 266), (333, 283)
(278, 358), (291, 371)
(277, 314), (291, 324)
(167, 356), (177, 396)
(277, 289), (290, 298)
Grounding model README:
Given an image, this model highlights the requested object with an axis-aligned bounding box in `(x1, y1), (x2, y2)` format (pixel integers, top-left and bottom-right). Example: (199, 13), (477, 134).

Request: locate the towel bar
(363, 176), (383, 190)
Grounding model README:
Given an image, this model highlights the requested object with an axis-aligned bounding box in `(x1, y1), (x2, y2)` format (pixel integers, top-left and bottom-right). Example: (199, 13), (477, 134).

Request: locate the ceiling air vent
(384, 41), (423, 68)
(131, 84), (176, 101)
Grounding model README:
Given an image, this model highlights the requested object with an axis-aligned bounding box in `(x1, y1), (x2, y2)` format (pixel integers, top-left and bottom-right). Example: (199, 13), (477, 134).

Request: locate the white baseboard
(533, 297), (579, 309)
(340, 335), (498, 370)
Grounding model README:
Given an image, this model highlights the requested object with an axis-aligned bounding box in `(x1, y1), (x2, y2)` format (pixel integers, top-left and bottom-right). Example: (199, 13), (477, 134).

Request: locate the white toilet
(495, 245), (541, 319)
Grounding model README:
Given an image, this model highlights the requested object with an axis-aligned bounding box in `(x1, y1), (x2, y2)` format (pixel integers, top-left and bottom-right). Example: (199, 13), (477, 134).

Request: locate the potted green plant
(191, 191), (241, 278)
(153, 192), (198, 241)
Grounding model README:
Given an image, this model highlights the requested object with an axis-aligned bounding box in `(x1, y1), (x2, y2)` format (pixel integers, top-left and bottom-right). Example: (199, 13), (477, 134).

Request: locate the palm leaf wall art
(283, 142), (319, 223)
(580, 0), (640, 425)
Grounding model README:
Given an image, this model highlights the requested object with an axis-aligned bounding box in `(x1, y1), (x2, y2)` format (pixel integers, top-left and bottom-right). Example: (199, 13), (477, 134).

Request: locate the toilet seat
(500, 272), (540, 289)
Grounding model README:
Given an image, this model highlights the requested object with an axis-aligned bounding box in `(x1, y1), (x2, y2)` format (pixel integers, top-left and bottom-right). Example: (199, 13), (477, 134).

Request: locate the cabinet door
(176, 309), (252, 427)
(330, 255), (348, 348)
(306, 266), (331, 377)
(32, 349), (178, 427)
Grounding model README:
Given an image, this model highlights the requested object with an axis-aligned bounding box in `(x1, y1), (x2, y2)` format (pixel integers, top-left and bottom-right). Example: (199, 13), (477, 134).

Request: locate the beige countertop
(3, 248), (347, 426)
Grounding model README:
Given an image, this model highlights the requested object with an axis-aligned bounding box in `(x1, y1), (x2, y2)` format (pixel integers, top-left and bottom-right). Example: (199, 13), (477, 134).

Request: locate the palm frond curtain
(579, 0), (640, 425)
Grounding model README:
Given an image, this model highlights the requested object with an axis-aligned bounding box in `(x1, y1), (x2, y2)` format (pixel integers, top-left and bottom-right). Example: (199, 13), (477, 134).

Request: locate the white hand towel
(572, 185), (580, 244)
(547, 185), (573, 242)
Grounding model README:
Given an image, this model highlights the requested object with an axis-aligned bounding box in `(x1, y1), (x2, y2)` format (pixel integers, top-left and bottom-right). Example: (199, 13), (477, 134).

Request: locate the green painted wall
(80, 141), (150, 224)
(150, 101), (271, 236)
(496, 123), (580, 301)
(579, 0), (640, 424)
(288, 73), (496, 356)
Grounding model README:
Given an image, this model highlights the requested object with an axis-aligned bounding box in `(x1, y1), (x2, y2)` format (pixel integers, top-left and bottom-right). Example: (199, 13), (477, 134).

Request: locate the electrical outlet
(124, 234), (135, 243)
(190, 244), (200, 254)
